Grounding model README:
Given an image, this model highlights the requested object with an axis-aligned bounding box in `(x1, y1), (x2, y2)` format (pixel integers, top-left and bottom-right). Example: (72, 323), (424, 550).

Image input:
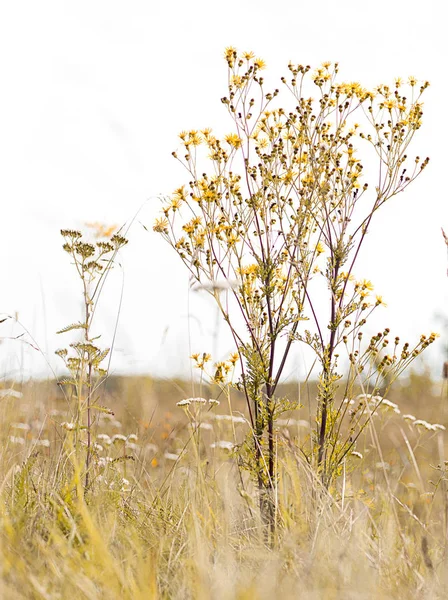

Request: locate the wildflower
(177, 399), (191, 407)
(210, 440), (234, 450)
(225, 133), (242, 149)
(413, 419), (434, 431)
(93, 443), (104, 452)
(229, 352), (239, 365)
(381, 399), (399, 411)
(208, 398), (220, 406)
(61, 422), (76, 431)
(145, 443), (158, 453)
(403, 414), (416, 421)
(351, 451), (363, 459)
(213, 414), (246, 424)
(153, 217), (169, 233)
(199, 422), (213, 431)
(359, 279), (374, 291)
(254, 57), (266, 70)
(126, 442), (139, 451)
(9, 436), (25, 445)
(97, 457), (113, 467)
(189, 397), (207, 404)
(432, 423), (446, 431)
(10, 422), (30, 431)
(127, 433), (138, 442)
(164, 452), (180, 461)
(112, 434), (127, 443)
(97, 434), (112, 445)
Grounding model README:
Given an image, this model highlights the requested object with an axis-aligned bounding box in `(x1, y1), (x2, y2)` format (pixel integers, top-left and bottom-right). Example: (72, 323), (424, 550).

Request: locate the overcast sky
(0, 0), (446, 381)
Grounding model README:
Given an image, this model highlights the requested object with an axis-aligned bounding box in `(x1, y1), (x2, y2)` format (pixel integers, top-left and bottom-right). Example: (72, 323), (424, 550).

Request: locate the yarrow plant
(154, 48), (436, 524)
(55, 228), (128, 489)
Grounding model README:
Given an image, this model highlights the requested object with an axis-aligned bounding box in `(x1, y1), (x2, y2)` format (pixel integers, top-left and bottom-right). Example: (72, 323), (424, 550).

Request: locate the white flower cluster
(210, 440), (234, 451)
(413, 420), (446, 432)
(212, 414), (246, 424)
(177, 397), (220, 407)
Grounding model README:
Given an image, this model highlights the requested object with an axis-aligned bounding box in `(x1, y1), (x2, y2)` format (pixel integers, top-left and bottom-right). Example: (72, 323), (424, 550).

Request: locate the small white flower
(164, 452), (180, 461)
(127, 433), (138, 442)
(190, 397), (207, 404)
(343, 399), (355, 405)
(381, 399), (399, 411)
(199, 422), (213, 431)
(121, 477), (130, 490)
(11, 423), (31, 431)
(213, 414), (246, 424)
(177, 399), (191, 407)
(126, 442), (139, 451)
(208, 399), (220, 406)
(97, 457), (113, 467)
(351, 451), (363, 459)
(210, 440), (234, 451)
(112, 434), (127, 443)
(145, 443), (158, 453)
(9, 436), (25, 445)
(403, 414), (416, 421)
(414, 419), (433, 431)
(432, 423), (446, 431)
(97, 434), (112, 444)
(93, 443), (104, 452)
(61, 422), (76, 431)
(33, 439), (50, 448)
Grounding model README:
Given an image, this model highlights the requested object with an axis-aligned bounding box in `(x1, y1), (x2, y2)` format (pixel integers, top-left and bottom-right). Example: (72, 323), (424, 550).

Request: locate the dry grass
(1, 372), (447, 599)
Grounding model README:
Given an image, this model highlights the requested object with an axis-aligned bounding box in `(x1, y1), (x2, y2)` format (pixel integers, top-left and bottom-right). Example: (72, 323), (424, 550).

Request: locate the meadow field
(1, 369), (447, 599)
(2, 48), (447, 599)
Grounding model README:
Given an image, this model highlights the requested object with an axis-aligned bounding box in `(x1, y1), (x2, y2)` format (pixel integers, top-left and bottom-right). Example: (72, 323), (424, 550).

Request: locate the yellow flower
(254, 57), (266, 70)
(316, 242), (325, 254)
(225, 133), (242, 149)
(173, 186), (187, 201)
(375, 295), (387, 306)
(242, 51), (255, 60)
(229, 352), (239, 365)
(359, 279), (374, 291)
(153, 217), (169, 233)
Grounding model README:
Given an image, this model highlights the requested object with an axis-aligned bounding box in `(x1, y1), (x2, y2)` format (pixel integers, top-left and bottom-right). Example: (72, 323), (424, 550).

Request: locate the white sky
(0, 0), (446, 381)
